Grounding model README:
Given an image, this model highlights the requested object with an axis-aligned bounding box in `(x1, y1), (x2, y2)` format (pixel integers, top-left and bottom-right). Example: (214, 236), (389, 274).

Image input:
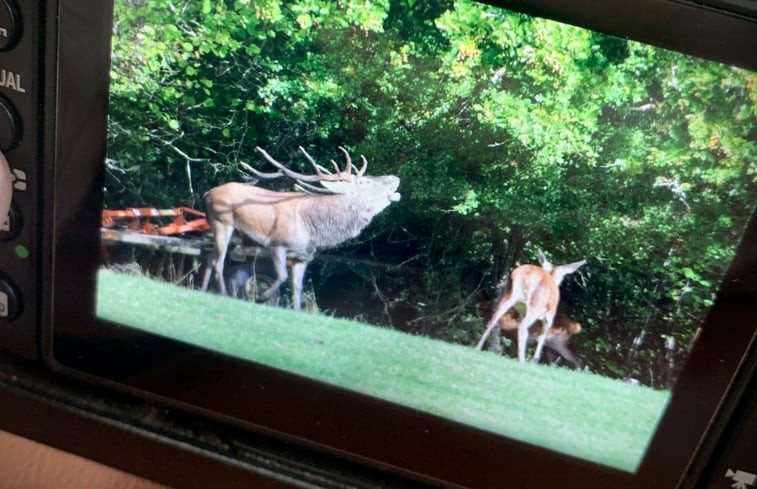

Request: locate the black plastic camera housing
(0, 1), (755, 488)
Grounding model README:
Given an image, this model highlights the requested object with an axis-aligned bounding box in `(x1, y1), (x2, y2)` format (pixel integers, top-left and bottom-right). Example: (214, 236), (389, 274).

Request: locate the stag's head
(254, 146), (401, 207)
(319, 148), (400, 204)
(328, 171), (401, 215)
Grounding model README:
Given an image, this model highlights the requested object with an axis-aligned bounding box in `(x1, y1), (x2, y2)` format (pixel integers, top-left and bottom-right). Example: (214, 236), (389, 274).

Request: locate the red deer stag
(494, 309), (582, 368)
(476, 251), (585, 363)
(200, 146), (401, 311)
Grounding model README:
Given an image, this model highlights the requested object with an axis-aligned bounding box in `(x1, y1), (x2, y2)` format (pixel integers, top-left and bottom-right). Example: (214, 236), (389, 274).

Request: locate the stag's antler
(335, 146), (368, 177)
(300, 147), (340, 176)
(336, 146), (353, 175)
(357, 155), (368, 177)
(238, 160), (277, 180)
(255, 146), (359, 183)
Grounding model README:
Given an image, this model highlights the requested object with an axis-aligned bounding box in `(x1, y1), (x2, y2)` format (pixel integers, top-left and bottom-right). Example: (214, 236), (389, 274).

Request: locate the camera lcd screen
(79, 0), (754, 480)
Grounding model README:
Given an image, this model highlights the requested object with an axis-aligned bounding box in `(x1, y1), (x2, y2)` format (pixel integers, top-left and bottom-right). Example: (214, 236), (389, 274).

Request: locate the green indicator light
(14, 245), (29, 259)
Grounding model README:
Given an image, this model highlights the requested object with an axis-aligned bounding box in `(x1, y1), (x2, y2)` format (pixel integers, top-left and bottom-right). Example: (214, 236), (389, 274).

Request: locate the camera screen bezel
(43, 1), (757, 487)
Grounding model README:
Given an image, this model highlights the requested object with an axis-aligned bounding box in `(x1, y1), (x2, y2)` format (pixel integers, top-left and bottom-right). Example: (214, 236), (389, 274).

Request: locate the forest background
(104, 0), (757, 388)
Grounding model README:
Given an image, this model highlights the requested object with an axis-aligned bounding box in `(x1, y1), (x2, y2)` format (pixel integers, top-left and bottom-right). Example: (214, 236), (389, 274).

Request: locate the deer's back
(510, 264), (560, 311)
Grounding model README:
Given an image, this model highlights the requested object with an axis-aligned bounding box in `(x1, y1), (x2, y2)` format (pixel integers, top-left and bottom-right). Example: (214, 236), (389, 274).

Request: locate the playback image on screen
(96, 0), (757, 472)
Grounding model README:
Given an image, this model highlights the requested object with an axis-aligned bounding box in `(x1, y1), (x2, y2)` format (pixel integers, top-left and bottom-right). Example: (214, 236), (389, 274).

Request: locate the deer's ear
(563, 259), (587, 274)
(550, 259), (586, 286)
(537, 249), (553, 272)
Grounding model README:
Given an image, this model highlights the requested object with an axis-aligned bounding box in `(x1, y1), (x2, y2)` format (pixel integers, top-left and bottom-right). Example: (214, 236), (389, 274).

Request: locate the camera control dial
(0, 0), (20, 52)
(0, 94), (19, 150)
(0, 271), (19, 321)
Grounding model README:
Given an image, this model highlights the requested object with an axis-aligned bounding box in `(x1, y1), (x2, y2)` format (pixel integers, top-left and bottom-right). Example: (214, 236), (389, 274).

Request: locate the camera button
(0, 199), (20, 241)
(0, 93), (20, 150)
(0, 0), (20, 52)
(0, 274), (20, 322)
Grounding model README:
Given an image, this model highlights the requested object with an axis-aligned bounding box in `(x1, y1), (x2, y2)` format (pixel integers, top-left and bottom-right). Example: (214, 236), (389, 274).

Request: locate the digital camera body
(0, 1), (755, 487)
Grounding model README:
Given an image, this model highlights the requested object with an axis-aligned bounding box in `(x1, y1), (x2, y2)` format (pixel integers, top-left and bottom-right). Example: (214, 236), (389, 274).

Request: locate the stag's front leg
(290, 260), (310, 312)
(263, 246), (288, 302)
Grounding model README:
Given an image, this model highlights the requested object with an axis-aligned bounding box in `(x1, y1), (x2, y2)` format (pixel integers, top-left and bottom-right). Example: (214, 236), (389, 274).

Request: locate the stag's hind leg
(200, 250), (217, 292)
(204, 223), (235, 295)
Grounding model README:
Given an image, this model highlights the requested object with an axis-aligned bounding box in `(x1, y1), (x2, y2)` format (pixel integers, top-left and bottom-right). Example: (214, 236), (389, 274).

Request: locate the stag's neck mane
(303, 192), (385, 248)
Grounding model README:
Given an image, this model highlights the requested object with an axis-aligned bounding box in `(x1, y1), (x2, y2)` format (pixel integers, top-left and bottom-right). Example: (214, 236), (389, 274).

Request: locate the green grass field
(96, 269), (670, 472)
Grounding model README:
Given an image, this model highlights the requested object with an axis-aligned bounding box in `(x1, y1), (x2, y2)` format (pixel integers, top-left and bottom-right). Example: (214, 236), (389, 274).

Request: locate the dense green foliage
(106, 0), (757, 387)
(98, 269), (669, 471)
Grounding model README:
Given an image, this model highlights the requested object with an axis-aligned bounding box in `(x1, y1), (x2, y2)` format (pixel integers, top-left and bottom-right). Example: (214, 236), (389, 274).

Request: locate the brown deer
(494, 309), (582, 368)
(476, 251), (585, 363)
(200, 146), (401, 311)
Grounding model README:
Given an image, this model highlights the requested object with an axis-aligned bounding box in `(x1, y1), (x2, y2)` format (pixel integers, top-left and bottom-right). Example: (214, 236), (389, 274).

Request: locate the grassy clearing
(97, 269), (670, 472)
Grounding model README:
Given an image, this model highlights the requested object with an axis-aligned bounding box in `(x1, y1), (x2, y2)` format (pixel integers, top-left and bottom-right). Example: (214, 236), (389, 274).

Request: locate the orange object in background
(101, 207), (210, 235)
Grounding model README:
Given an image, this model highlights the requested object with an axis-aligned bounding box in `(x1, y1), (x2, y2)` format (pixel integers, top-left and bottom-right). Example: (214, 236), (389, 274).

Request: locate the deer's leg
(546, 339), (581, 369)
(226, 264), (249, 299)
(200, 250), (216, 292)
(211, 226), (235, 296)
(476, 294), (517, 350)
(544, 347), (560, 366)
(262, 246), (288, 302)
(491, 326), (503, 354)
(290, 260), (309, 312)
(517, 310), (541, 363)
(531, 311), (555, 364)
